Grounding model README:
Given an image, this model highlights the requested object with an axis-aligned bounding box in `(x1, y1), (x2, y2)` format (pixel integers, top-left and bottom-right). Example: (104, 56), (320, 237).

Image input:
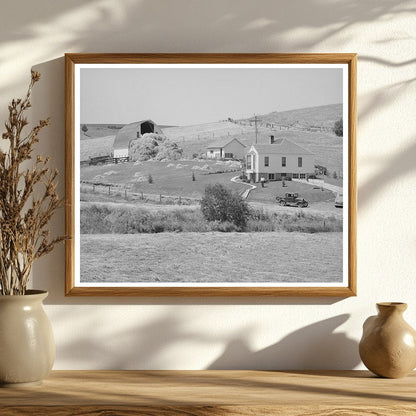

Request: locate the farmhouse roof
(113, 120), (161, 150)
(207, 138), (245, 149)
(252, 139), (313, 155)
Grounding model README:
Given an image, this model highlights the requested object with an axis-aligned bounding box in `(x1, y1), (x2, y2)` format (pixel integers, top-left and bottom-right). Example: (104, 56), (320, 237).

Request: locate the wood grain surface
(1, 370), (415, 415)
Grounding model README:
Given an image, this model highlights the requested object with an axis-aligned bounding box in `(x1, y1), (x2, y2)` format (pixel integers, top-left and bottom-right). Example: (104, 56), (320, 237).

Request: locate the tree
(81, 124), (88, 133)
(200, 184), (250, 229)
(333, 118), (343, 137)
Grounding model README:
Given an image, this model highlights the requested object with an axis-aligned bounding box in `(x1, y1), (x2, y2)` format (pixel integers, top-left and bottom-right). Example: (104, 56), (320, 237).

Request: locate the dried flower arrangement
(0, 71), (65, 295)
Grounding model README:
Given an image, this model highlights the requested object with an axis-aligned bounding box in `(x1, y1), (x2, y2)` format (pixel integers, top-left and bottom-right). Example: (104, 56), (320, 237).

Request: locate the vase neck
(377, 302), (407, 317)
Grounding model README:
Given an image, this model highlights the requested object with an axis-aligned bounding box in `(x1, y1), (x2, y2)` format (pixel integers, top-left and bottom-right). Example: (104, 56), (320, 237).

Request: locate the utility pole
(249, 114), (259, 144)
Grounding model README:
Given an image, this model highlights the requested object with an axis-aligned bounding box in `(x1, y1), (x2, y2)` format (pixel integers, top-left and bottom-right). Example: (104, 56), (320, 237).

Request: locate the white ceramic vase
(0, 290), (55, 387)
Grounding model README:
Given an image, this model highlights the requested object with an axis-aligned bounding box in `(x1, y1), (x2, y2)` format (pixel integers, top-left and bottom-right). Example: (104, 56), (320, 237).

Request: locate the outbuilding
(206, 138), (246, 160)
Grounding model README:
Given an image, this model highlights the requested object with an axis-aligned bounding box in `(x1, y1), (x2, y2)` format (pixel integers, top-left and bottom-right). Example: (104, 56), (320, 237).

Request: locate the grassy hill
(80, 135), (115, 161)
(252, 103), (342, 129)
(79, 104), (343, 173)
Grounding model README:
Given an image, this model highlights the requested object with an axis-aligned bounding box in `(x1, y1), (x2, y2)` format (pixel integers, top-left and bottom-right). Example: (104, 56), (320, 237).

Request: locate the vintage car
(335, 192), (343, 208)
(276, 192), (308, 208)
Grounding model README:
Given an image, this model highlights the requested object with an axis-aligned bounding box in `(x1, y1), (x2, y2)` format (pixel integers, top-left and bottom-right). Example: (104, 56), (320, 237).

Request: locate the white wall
(0, 0), (415, 370)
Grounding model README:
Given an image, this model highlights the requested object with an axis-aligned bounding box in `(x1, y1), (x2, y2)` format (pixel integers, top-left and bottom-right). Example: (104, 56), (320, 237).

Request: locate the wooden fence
(80, 181), (200, 205)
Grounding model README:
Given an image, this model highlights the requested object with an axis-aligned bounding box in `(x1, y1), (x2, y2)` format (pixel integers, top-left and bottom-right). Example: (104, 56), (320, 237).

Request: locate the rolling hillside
(251, 103), (343, 129)
(79, 104), (343, 172)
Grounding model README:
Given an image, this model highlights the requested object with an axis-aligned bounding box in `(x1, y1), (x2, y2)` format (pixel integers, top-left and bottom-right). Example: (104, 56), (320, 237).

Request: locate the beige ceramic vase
(359, 302), (416, 378)
(0, 290), (55, 387)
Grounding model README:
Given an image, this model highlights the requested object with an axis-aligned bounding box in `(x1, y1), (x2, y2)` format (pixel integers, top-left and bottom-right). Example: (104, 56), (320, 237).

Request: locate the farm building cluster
(205, 135), (314, 182)
(109, 120), (315, 183)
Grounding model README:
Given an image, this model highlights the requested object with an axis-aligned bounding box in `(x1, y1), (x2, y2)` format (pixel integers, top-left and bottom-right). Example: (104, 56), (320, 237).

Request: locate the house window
(247, 155), (252, 170)
(264, 156), (269, 167)
(298, 157), (303, 167)
(224, 152), (233, 159)
(300, 173), (306, 179)
(268, 173), (275, 180)
(282, 157), (286, 167)
(210, 150), (213, 154)
(280, 172), (287, 177)
(292, 173), (299, 179)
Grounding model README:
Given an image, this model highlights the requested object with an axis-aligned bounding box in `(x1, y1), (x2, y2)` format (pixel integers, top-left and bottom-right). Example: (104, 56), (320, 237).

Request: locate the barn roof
(207, 138), (245, 149)
(113, 120), (161, 150)
(251, 139), (313, 155)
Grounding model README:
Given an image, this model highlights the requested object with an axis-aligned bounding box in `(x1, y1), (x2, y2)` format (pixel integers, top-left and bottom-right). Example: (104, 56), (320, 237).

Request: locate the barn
(206, 138), (246, 160)
(113, 120), (163, 162)
(245, 136), (315, 182)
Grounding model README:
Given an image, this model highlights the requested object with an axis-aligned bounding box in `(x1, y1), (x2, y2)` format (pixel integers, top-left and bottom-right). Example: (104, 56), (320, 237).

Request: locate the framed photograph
(65, 53), (356, 296)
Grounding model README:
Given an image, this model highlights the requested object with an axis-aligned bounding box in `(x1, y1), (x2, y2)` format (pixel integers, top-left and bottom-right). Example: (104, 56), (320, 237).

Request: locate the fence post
(159, 194), (162, 203)
(108, 185), (111, 195)
(178, 196), (181, 205)
(125, 189), (127, 199)
(141, 191), (144, 200)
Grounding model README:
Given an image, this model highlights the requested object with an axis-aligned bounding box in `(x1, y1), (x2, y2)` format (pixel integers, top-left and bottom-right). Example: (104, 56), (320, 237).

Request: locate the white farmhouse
(113, 120), (163, 162)
(245, 136), (314, 182)
(206, 138), (246, 160)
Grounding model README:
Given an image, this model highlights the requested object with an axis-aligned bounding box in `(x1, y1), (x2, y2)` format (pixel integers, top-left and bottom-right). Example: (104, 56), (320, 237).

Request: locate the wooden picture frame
(65, 53), (356, 296)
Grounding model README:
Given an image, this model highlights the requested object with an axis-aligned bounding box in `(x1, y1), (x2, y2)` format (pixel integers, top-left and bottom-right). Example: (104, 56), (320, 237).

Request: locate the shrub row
(81, 203), (342, 234)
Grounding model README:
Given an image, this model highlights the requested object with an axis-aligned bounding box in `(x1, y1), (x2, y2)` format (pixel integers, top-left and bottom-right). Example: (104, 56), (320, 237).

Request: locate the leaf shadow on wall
(207, 314), (360, 370)
(52, 307), (359, 370)
(0, 0), (414, 97)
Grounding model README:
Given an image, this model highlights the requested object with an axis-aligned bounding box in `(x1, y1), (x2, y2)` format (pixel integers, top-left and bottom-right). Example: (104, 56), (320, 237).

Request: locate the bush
(334, 118), (343, 137)
(148, 174), (153, 184)
(81, 124), (88, 133)
(200, 184), (250, 229)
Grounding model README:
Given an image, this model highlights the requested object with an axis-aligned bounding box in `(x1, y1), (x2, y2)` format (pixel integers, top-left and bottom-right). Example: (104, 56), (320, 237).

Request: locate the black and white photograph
(66, 54), (356, 295)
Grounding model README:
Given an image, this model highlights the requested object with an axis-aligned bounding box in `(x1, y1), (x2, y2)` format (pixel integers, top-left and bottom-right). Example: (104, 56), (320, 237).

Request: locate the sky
(79, 65), (344, 125)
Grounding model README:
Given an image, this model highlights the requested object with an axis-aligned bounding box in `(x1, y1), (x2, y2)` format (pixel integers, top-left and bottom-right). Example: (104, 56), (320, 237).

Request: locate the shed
(206, 138), (246, 160)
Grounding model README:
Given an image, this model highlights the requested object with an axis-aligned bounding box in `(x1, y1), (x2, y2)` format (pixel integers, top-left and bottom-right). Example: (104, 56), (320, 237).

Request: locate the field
(80, 232), (343, 283)
(79, 103), (343, 173)
(78, 105), (344, 285)
(80, 135), (115, 160)
(248, 180), (335, 204)
(80, 200), (342, 234)
(80, 160), (246, 199)
(256, 104), (342, 130)
(80, 160), (338, 211)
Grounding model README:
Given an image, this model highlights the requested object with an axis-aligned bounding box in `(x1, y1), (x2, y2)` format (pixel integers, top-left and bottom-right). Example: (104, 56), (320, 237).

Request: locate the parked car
(335, 192), (343, 208)
(276, 192), (308, 208)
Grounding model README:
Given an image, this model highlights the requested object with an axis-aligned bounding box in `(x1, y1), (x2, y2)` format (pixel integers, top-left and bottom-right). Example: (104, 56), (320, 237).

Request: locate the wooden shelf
(1, 370), (415, 415)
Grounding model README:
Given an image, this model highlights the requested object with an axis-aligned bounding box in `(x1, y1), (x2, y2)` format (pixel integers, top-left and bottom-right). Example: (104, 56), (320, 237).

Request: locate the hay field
(80, 160), (246, 198)
(80, 232), (343, 283)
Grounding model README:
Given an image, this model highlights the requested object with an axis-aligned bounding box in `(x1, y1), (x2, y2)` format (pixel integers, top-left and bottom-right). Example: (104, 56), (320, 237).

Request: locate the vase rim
(377, 302), (407, 311)
(0, 290), (48, 301)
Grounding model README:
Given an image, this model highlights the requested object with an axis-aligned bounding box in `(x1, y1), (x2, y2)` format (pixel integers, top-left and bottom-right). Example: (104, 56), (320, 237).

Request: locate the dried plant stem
(0, 71), (65, 295)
